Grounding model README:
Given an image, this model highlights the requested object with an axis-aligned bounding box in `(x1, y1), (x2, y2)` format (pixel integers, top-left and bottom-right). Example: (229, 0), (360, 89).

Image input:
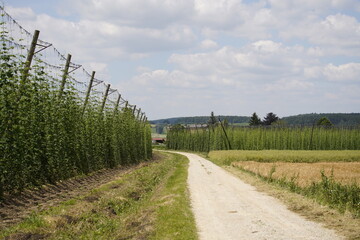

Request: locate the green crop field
(166, 125), (360, 152)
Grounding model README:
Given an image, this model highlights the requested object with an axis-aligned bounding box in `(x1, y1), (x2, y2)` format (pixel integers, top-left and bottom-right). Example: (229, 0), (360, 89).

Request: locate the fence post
(21, 30), (39, 86)
(83, 71), (95, 113)
(100, 84), (111, 113)
(58, 54), (72, 98)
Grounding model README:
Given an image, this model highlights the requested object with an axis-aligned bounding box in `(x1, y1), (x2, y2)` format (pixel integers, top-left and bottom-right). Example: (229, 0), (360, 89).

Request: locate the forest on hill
(281, 113), (360, 126)
(150, 116), (250, 125)
(151, 113), (360, 127)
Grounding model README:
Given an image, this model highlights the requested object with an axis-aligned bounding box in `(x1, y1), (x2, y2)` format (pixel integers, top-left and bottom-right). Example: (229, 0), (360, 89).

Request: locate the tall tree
(263, 112), (279, 125)
(249, 112), (261, 126)
(317, 117), (333, 127)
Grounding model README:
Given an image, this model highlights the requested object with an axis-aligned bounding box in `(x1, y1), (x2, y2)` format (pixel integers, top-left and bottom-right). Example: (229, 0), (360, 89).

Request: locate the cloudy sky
(3, 0), (360, 120)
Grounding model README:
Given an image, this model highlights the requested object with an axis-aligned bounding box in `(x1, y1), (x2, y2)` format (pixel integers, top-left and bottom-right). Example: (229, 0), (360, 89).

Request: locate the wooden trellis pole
(21, 30), (39, 86)
(114, 94), (121, 113)
(100, 84), (111, 113)
(58, 54), (72, 98)
(83, 71), (95, 113)
(136, 108), (141, 120)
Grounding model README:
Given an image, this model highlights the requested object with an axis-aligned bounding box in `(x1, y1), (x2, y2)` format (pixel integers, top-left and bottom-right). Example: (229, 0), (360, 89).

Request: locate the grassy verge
(151, 152), (197, 240)
(0, 152), (197, 240)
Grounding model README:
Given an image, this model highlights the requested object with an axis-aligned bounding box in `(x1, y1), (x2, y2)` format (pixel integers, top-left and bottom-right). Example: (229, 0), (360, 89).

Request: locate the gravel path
(176, 152), (343, 240)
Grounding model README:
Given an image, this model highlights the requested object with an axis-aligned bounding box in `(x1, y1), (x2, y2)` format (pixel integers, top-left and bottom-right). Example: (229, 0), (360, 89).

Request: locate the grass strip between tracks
(0, 152), (197, 240)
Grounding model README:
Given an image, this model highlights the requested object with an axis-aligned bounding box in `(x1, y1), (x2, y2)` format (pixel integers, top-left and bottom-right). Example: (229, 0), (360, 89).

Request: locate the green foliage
(317, 117), (333, 127)
(262, 112), (279, 126)
(305, 171), (360, 216)
(167, 125), (360, 152)
(249, 112), (261, 126)
(0, 24), (152, 198)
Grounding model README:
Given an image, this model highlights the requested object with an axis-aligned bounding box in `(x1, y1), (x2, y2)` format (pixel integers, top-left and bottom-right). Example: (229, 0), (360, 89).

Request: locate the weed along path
(175, 152), (343, 240)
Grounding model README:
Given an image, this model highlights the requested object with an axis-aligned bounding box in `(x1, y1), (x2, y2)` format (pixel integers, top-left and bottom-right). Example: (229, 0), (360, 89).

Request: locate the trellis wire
(0, 5), (145, 119)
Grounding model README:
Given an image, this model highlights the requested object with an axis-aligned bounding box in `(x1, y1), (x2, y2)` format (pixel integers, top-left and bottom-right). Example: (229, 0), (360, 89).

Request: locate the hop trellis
(0, 4), (152, 198)
(0, 5), (145, 120)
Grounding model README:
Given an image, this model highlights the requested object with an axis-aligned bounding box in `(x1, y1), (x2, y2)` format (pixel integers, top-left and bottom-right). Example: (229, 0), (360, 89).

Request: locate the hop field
(0, 13), (152, 199)
(166, 125), (360, 151)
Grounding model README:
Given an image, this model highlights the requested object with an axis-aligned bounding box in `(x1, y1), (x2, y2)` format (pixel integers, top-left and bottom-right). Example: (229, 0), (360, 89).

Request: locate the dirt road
(177, 152), (343, 240)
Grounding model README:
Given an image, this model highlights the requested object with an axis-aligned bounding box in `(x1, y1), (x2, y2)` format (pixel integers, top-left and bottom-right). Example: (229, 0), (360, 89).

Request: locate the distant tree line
(150, 113), (360, 132)
(150, 115), (251, 125)
(282, 113), (360, 126)
(249, 112), (337, 127)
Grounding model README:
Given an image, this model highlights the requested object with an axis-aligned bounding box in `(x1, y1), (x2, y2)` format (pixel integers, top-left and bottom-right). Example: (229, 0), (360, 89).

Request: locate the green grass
(0, 152), (198, 240)
(208, 150), (360, 165)
(151, 153), (197, 240)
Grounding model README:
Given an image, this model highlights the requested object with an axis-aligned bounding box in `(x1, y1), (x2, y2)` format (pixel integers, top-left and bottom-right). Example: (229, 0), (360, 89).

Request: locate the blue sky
(2, 0), (360, 120)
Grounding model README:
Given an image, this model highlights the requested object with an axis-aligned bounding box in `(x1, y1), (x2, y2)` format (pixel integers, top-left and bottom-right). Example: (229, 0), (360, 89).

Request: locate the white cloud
(280, 14), (360, 56)
(265, 79), (314, 91)
(4, 1), (360, 119)
(251, 40), (282, 53)
(200, 39), (218, 49)
(6, 6), (36, 20)
(6, 11), (196, 62)
(324, 63), (360, 82)
(65, 0), (194, 28)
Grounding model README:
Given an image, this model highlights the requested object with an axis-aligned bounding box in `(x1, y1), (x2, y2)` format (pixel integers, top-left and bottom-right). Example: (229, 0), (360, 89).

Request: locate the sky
(2, 0), (360, 120)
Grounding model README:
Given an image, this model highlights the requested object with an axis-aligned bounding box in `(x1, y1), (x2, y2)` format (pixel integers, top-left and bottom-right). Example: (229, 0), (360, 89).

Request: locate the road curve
(175, 152), (343, 240)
